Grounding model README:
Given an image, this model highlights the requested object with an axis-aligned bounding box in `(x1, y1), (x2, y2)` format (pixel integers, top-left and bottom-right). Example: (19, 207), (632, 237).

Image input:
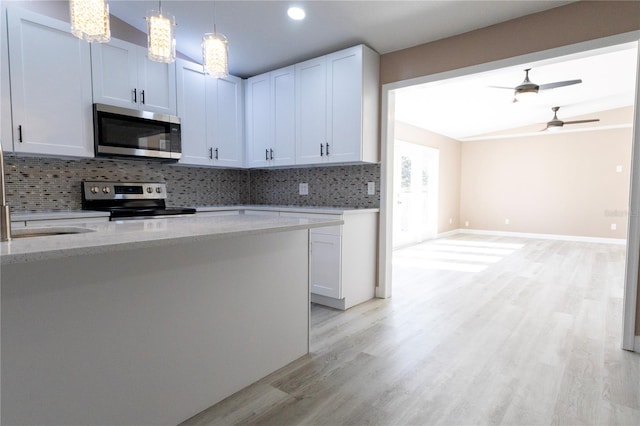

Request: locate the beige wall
(460, 127), (632, 238)
(395, 121), (461, 234)
(380, 1), (640, 85)
(380, 0), (640, 339)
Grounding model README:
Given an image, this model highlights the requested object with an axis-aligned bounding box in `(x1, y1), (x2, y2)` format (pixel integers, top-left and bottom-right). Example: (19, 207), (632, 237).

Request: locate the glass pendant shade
(146, 10), (176, 63)
(69, 0), (110, 43)
(202, 33), (228, 79)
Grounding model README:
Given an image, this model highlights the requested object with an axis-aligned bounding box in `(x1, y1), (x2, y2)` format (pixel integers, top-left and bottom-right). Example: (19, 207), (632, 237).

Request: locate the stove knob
(102, 187), (111, 194)
(146, 187), (153, 193)
(155, 187), (163, 194)
(90, 186), (99, 194)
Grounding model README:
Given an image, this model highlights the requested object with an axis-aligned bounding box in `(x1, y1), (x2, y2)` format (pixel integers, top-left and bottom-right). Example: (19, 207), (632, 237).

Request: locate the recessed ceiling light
(287, 6), (305, 21)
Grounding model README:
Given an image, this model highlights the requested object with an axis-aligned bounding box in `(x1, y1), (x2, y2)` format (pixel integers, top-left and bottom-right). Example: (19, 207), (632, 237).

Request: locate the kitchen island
(1, 214), (341, 426)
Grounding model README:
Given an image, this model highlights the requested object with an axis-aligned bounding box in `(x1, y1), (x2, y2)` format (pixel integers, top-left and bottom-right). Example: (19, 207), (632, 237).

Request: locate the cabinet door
(309, 233), (342, 299)
(7, 8), (93, 157)
(138, 51), (177, 115)
(295, 56), (326, 165)
(245, 72), (271, 167)
(176, 60), (211, 166)
(1, 7), (13, 152)
(326, 46), (363, 163)
(211, 75), (244, 167)
(271, 66), (296, 166)
(91, 38), (138, 110)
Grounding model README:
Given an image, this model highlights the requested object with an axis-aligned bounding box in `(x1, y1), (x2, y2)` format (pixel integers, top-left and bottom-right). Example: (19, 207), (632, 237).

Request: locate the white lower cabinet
(274, 209), (377, 310)
(309, 230), (342, 299)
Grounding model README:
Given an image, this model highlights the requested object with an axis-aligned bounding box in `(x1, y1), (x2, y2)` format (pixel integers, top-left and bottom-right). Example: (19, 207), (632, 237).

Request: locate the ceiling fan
(491, 68), (582, 101)
(544, 106), (600, 131)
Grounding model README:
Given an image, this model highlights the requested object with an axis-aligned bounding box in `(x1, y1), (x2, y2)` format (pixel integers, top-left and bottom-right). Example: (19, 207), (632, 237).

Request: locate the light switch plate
(611, 223), (617, 231)
(616, 165), (623, 173)
(367, 182), (375, 195)
(299, 183), (309, 195)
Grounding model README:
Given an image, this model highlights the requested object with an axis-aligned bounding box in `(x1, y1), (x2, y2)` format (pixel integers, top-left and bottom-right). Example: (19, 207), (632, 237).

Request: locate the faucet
(0, 144), (11, 241)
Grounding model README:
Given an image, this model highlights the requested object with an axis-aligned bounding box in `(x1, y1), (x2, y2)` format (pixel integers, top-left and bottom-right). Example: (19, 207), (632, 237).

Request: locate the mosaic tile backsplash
(250, 164), (380, 208)
(3, 156), (380, 212)
(4, 156), (250, 212)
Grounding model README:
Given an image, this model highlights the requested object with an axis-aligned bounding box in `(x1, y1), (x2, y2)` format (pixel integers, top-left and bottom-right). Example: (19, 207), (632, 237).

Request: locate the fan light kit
(545, 106), (600, 131)
(491, 68), (583, 102)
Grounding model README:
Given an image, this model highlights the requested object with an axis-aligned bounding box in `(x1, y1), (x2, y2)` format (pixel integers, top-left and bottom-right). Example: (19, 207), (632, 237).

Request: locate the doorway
(378, 34), (640, 351)
(393, 141), (439, 249)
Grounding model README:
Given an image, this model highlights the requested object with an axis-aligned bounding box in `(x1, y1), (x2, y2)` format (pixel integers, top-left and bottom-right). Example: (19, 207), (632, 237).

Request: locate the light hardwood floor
(182, 235), (640, 425)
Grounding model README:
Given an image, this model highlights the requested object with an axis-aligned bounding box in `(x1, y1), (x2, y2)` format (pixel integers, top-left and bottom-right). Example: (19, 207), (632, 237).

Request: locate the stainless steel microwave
(93, 103), (182, 160)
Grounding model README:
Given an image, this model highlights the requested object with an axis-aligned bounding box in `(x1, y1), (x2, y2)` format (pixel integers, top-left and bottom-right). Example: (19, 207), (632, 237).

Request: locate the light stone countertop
(11, 210), (111, 222)
(1, 214), (342, 265)
(196, 205), (380, 215)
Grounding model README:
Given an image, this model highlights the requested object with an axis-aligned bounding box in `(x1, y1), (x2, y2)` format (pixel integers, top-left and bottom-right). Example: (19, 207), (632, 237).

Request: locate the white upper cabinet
(246, 72), (271, 167)
(295, 45), (379, 165)
(211, 75), (244, 167)
(91, 38), (177, 115)
(177, 59), (244, 168)
(245, 66), (295, 168)
(7, 7), (94, 158)
(295, 56), (327, 165)
(176, 59), (209, 166)
(270, 67), (296, 166)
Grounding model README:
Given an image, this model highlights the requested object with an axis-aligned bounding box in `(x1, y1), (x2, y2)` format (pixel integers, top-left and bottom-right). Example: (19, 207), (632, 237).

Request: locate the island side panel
(1, 229), (309, 426)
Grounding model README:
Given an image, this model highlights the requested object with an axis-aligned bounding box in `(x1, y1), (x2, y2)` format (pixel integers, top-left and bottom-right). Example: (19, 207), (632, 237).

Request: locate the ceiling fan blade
(488, 85), (515, 90)
(538, 79), (582, 91)
(563, 119), (600, 125)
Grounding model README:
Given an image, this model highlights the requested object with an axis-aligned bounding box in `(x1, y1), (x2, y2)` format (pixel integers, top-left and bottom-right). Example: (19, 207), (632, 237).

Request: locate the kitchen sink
(11, 227), (95, 239)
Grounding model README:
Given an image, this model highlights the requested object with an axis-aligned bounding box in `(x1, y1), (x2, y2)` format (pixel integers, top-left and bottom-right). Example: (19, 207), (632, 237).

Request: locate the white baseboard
(458, 229), (626, 245)
(635, 336), (640, 353)
(436, 229), (461, 239)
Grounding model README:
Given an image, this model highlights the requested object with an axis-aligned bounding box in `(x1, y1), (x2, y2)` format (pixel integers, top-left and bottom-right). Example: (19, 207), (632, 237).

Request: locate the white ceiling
(108, 0), (573, 78)
(394, 43), (639, 140)
(106, 1), (636, 138)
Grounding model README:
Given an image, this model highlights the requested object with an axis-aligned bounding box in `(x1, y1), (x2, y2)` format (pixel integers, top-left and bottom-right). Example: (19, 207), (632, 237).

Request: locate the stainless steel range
(81, 181), (196, 220)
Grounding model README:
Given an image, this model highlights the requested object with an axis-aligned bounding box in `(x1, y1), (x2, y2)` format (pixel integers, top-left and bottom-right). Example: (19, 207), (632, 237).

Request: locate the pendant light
(69, 0), (111, 43)
(146, 0), (176, 64)
(202, 2), (228, 79)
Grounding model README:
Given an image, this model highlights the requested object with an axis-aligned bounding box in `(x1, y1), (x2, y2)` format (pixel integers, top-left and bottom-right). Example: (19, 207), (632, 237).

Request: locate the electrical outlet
(611, 223), (617, 231)
(465, 221), (469, 227)
(367, 182), (375, 195)
(505, 218), (510, 225)
(616, 165), (623, 173)
(299, 183), (308, 195)
(449, 218), (453, 225)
